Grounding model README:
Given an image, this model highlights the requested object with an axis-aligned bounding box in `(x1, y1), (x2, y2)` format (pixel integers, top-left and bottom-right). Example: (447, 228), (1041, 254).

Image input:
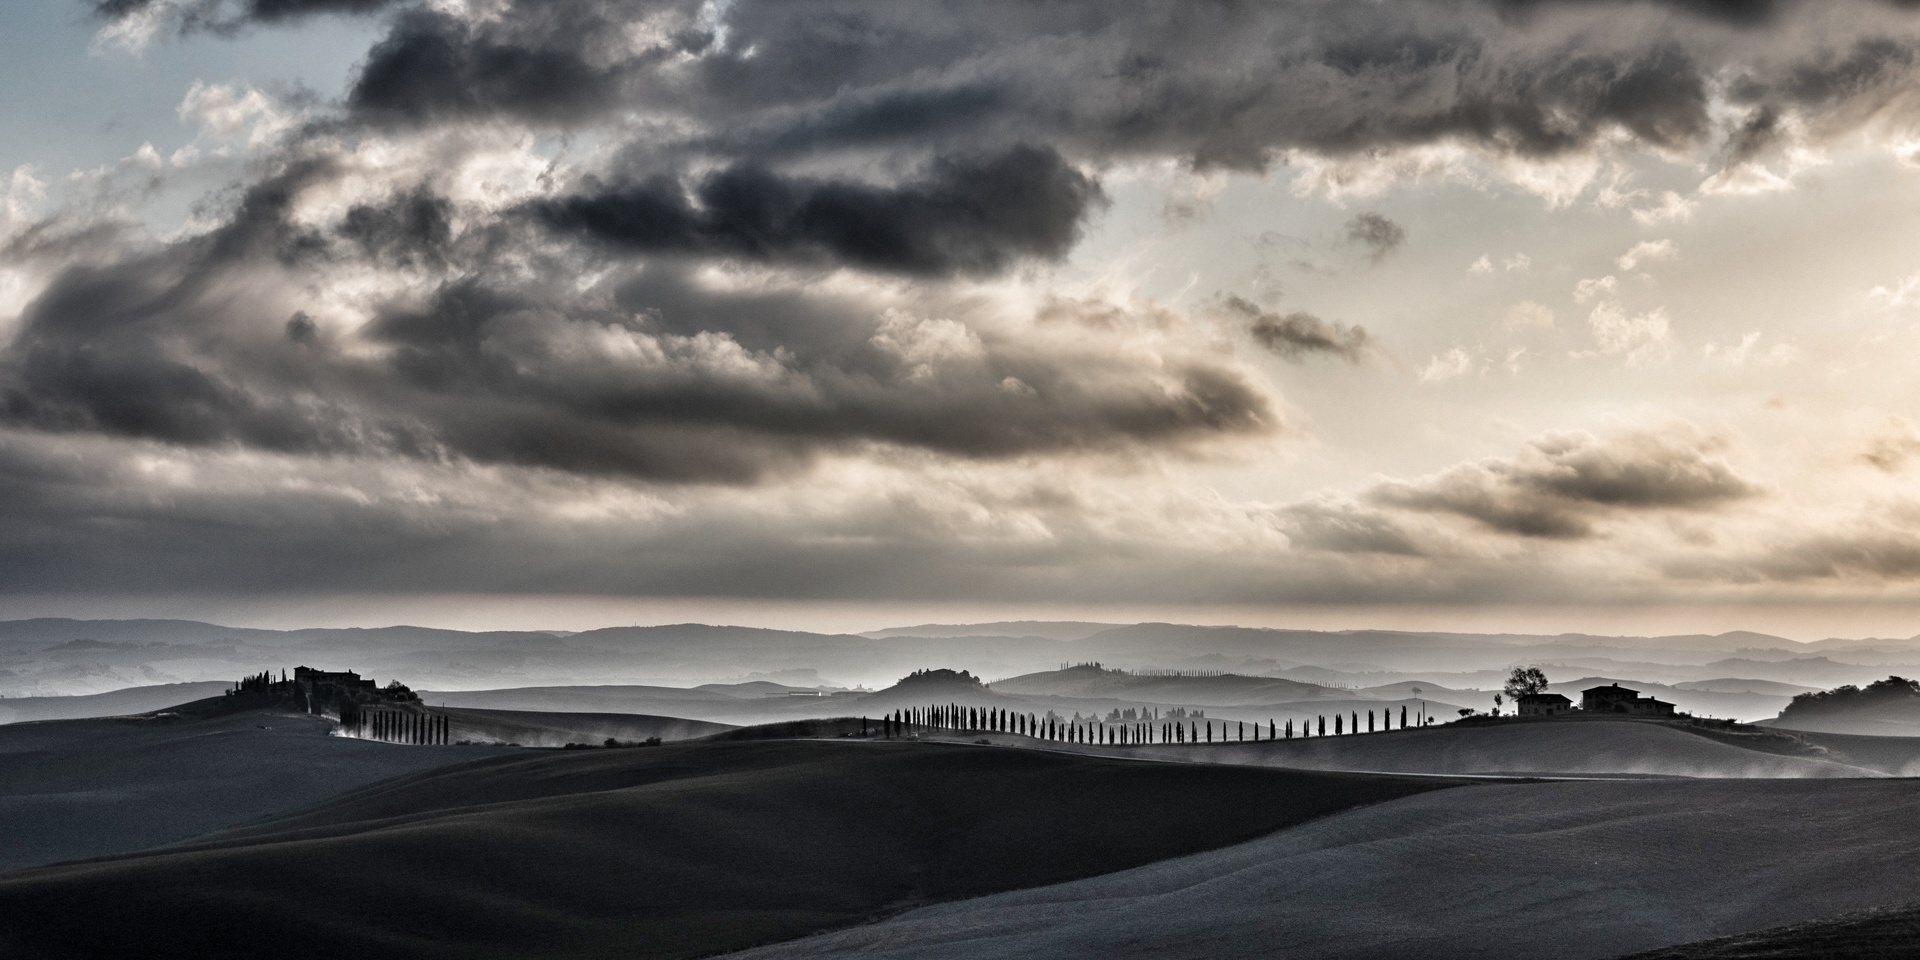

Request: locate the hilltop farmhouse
(1581, 683), (1677, 717)
(1516, 692), (1574, 717)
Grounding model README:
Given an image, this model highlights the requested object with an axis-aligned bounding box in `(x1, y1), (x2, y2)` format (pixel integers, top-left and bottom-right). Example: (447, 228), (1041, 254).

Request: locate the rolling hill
(0, 681), (234, 724)
(728, 777), (1920, 960)
(0, 738), (1450, 960)
(0, 702), (520, 872)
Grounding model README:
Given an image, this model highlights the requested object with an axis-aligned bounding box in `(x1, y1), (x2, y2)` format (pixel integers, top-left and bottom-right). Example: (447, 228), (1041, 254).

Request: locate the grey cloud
(1368, 427), (1760, 539)
(344, 6), (710, 127)
(1863, 420), (1920, 471)
(1687, 517), (1920, 583)
(338, 186), (454, 270)
(92, 0), (405, 36)
(1280, 500), (1426, 556)
(0, 159), (1270, 483)
(1345, 213), (1406, 264)
(1722, 105), (1783, 166)
(1226, 297), (1374, 363)
(105, 0), (1920, 174)
(530, 146), (1103, 277)
(316, 0), (1725, 169)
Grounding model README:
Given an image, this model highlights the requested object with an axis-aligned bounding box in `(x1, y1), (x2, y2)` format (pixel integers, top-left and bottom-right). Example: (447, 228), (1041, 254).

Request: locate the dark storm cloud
(344, 6), (714, 126)
(1225, 297), (1374, 363)
(0, 156), (1270, 484)
(1722, 105), (1783, 166)
(1368, 428), (1760, 539)
(313, 0), (1723, 168)
(102, 0), (1920, 171)
(338, 186), (454, 269)
(530, 147), (1101, 277)
(1345, 213), (1407, 264)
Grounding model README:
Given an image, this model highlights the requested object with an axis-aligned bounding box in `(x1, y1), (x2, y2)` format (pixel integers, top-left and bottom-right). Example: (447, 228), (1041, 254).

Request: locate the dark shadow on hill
(1613, 899), (1920, 959)
(0, 702), (522, 873)
(0, 737), (1456, 960)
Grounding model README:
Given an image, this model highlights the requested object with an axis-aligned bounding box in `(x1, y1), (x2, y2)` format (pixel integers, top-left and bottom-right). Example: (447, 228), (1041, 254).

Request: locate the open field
(727, 776), (1920, 960)
(0, 738), (1450, 960)
(1616, 901), (1920, 958)
(0, 703), (520, 872)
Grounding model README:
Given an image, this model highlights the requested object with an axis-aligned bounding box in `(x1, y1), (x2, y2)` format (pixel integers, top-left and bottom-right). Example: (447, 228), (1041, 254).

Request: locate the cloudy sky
(11, 0), (1920, 635)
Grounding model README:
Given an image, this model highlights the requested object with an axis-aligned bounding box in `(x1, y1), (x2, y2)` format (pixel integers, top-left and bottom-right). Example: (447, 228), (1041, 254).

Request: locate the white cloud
(1420, 347), (1478, 383)
(1588, 303), (1672, 364)
(1504, 301), (1556, 330)
(1573, 276), (1619, 305)
(1630, 191), (1696, 226)
(178, 83), (294, 152)
(1705, 332), (1799, 368)
(1868, 272), (1920, 311)
(1468, 254), (1494, 276)
(1616, 239), (1678, 272)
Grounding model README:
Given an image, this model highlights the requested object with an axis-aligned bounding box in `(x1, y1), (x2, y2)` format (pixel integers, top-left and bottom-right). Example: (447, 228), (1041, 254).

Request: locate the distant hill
(991, 664), (1335, 706)
(863, 621), (1120, 641)
(1761, 677), (1920, 736)
(1672, 678), (1819, 696)
(0, 681), (233, 724)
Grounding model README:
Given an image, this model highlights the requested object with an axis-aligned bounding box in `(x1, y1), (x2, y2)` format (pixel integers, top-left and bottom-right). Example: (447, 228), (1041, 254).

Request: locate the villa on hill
(1581, 683), (1676, 717)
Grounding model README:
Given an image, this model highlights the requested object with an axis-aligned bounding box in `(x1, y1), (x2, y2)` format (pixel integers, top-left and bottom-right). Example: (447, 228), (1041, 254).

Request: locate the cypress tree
(1401, 704), (1408, 728)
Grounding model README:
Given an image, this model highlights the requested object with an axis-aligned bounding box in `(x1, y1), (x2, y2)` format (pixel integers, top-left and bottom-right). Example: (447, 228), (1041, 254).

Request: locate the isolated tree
(1504, 666), (1550, 701)
(1493, 693), (1504, 717)
(1401, 705), (1408, 728)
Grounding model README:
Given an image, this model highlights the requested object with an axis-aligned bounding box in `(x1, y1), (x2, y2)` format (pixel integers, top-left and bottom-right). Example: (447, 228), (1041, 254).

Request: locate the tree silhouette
(1504, 666), (1550, 701)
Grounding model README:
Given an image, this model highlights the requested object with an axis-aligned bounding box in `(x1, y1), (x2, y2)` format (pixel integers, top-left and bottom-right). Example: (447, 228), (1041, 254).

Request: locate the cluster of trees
(1781, 676), (1920, 717)
(879, 702), (1433, 744)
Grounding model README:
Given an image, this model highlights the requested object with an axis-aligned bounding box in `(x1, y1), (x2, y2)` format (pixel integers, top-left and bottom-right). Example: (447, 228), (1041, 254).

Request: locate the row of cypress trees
(351, 708), (450, 745)
(877, 702), (1429, 744)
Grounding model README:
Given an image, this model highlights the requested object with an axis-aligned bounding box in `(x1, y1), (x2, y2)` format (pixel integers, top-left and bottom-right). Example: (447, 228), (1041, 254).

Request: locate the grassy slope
(0, 739), (1453, 960)
(1615, 901), (1920, 959)
(0, 682), (234, 724)
(0, 704), (520, 873)
(729, 777), (1920, 960)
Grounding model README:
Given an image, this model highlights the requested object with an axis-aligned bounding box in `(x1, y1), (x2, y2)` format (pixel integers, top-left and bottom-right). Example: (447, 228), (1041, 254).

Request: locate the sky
(12, 0), (1920, 637)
